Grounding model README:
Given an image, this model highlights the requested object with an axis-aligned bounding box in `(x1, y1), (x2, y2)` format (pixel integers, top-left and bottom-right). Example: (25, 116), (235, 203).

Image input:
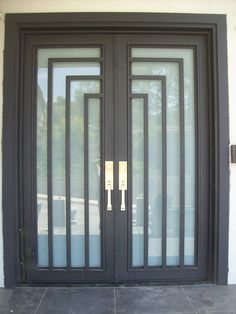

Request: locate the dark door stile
(21, 32), (209, 284)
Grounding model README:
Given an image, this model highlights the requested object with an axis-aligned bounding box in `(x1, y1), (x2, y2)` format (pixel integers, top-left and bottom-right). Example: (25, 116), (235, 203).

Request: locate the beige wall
(0, 0), (236, 286)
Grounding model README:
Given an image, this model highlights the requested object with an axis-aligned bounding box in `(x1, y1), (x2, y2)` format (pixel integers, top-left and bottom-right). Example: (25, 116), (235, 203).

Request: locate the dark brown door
(114, 34), (209, 282)
(22, 32), (209, 283)
(23, 34), (115, 282)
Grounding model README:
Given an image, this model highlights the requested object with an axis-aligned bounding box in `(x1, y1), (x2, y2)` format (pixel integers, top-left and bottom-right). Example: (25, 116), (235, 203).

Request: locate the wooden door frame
(3, 12), (229, 288)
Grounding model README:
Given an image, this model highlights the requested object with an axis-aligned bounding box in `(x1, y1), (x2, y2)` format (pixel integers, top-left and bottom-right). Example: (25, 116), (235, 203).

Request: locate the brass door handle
(119, 161), (127, 211)
(105, 161), (113, 211)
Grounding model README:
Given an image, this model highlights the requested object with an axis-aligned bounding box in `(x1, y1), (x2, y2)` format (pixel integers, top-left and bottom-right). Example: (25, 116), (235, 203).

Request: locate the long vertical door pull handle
(105, 161), (113, 211)
(119, 161), (127, 211)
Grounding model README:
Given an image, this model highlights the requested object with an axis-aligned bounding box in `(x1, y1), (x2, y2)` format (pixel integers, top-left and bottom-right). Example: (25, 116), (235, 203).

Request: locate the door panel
(23, 32), (209, 283)
(23, 34), (114, 282)
(37, 49), (103, 269)
(115, 34), (209, 281)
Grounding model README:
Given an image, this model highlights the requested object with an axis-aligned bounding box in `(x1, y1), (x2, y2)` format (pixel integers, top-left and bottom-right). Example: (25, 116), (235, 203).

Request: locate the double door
(23, 33), (209, 283)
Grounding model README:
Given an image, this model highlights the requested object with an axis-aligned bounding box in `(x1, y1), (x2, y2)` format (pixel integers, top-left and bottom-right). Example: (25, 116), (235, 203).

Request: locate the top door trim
(3, 12), (229, 287)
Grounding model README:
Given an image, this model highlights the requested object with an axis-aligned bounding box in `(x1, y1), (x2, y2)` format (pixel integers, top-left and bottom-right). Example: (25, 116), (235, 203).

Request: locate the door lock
(119, 161), (127, 211)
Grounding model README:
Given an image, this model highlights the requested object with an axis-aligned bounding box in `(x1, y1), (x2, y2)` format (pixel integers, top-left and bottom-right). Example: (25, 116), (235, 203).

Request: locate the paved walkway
(0, 285), (236, 313)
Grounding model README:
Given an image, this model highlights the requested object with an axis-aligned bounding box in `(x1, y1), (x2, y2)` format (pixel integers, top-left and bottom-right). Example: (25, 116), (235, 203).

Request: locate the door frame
(3, 12), (229, 288)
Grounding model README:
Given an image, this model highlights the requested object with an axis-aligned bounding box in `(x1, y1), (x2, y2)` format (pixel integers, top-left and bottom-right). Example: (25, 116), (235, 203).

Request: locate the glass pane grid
(130, 47), (196, 269)
(36, 47), (103, 269)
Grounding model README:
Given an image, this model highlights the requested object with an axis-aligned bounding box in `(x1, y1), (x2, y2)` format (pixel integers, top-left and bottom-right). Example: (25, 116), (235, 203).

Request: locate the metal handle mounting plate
(119, 161), (127, 190)
(119, 161), (127, 211)
(105, 161), (113, 211)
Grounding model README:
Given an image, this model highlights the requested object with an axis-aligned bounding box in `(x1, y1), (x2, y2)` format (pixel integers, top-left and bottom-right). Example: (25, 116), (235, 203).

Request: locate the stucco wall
(0, 0), (235, 287)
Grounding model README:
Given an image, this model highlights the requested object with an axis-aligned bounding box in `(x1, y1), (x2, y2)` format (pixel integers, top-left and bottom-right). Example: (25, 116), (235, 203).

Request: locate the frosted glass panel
(38, 48), (100, 67)
(52, 62), (100, 101)
(88, 98), (101, 267)
(52, 70), (100, 267)
(147, 84), (162, 267)
(70, 81), (100, 268)
(132, 80), (162, 267)
(36, 47), (101, 268)
(132, 47), (195, 266)
(166, 62), (180, 267)
(132, 62), (178, 77)
(37, 66), (48, 267)
(69, 82), (85, 268)
(131, 98), (144, 267)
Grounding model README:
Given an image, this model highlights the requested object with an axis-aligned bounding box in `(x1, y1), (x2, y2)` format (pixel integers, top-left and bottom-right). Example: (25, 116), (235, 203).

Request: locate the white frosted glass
(132, 47), (195, 266)
(37, 67), (48, 266)
(131, 98), (144, 267)
(70, 81), (100, 268)
(88, 98), (101, 267)
(38, 48), (100, 67)
(132, 80), (162, 267)
(52, 62), (100, 102)
(69, 82), (85, 268)
(166, 63), (180, 267)
(52, 76), (100, 267)
(132, 64), (180, 264)
(147, 82), (162, 267)
(36, 47), (101, 268)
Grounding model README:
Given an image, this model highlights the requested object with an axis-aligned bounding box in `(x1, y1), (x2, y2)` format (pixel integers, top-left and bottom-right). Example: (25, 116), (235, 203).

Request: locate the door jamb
(3, 12), (229, 288)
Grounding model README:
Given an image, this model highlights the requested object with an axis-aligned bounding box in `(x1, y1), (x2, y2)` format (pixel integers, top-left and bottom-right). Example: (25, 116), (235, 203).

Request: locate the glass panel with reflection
(36, 47), (101, 268)
(131, 79), (162, 267)
(132, 47), (195, 266)
(70, 81), (100, 268)
(131, 98), (144, 267)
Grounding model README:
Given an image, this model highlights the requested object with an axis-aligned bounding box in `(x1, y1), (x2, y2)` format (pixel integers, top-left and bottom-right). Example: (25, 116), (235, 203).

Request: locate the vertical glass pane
(36, 47), (101, 268)
(52, 64), (66, 267)
(131, 48), (196, 266)
(148, 84), (162, 267)
(183, 50), (195, 265)
(131, 98), (144, 267)
(37, 65), (48, 267)
(70, 86), (84, 268)
(133, 60), (180, 267)
(166, 64), (180, 267)
(132, 80), (162, 267)
(70, 81), (100, 268)
(88, 98), (101, 267)
(52, 72), (101, 267)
